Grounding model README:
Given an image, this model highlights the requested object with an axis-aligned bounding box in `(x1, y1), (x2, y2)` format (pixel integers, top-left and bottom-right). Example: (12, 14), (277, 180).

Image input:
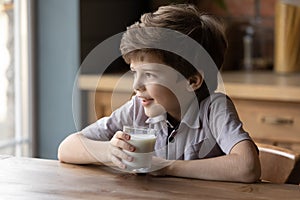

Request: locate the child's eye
(145, 72), (154, 78)
(130, 70), (137, 77)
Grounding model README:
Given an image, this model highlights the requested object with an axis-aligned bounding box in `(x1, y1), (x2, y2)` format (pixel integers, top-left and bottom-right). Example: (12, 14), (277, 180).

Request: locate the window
(0, 0), (34, 157)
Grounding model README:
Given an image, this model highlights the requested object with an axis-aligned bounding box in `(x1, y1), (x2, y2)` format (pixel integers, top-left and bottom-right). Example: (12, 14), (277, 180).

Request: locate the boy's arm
(58, 132), (135, 169)
(57, 132), (110, 164)
(160, 140), (261, 183)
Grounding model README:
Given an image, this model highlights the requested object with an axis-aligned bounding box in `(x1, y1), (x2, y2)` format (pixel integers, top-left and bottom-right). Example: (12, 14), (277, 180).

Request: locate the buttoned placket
(146, 115), (169, 159)
(167, 128), (177, 160)
(146, 116), (182, 160)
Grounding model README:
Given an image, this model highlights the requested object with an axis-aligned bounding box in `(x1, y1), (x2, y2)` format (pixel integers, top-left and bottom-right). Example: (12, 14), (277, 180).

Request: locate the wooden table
(1, 155), (300, 200)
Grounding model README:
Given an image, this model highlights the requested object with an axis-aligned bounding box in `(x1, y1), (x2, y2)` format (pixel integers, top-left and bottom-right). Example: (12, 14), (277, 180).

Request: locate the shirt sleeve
(208, 93), (253, 154)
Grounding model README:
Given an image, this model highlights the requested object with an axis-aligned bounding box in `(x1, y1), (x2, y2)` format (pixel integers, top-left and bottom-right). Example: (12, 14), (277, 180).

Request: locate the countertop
(78, 71), (300, 102)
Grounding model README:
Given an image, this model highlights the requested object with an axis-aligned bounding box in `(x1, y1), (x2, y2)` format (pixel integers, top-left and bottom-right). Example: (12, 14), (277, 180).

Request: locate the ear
(186, 73), (203, 92)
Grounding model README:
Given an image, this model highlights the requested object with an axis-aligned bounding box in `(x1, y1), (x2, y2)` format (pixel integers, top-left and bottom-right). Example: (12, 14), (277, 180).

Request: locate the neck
(167, 113), (180, 128)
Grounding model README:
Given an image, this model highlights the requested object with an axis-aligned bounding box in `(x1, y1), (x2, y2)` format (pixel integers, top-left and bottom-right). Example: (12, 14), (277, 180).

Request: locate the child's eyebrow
(131, 63), (169, 73)
(141, 64), (164, 72)
(143, 68), (161, 73)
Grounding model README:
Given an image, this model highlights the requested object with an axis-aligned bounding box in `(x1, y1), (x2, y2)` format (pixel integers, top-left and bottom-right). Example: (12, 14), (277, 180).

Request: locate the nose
(132, 74), (146, 92)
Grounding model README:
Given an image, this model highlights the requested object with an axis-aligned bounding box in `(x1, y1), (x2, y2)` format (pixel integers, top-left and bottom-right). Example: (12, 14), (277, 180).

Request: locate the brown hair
(120, 4), (227, 97)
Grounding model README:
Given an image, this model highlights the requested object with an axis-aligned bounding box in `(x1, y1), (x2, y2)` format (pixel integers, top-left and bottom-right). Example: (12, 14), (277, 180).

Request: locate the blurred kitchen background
(1, 0), (299, 159)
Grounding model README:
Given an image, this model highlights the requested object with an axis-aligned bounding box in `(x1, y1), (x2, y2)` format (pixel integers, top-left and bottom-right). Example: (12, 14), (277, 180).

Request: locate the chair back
(257, 143), (300, 184)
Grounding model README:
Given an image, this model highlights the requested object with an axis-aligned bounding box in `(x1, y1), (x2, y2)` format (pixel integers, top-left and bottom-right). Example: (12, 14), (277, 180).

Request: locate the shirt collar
(180, 97), (201, 129)
(145, 97), (201, 129)
(145, 112), (167, 124)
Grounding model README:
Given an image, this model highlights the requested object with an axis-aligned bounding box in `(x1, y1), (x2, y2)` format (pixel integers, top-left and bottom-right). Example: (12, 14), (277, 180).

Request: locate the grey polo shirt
(82, 93), (252, 160)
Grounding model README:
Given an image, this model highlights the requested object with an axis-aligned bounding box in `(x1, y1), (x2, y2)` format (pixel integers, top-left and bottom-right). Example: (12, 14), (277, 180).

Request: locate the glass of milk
(122, 126), (157, 173)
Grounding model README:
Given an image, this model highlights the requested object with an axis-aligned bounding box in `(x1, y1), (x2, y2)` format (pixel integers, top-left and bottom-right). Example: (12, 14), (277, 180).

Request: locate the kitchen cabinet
(79, 71), (300, 152)
(220, 71), (300, 152)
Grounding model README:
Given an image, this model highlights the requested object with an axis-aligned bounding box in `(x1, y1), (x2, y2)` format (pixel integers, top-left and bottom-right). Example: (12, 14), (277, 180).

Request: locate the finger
(110, 137), (135, 152)
(110, 146), (133, 162)
(111, 155), (126, 169)
(114, 131), (130, 140)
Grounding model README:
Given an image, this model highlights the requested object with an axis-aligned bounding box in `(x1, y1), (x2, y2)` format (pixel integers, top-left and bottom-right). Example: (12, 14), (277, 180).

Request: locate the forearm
(165, 141), (261, 183)
(166, 155), (255, 182)
(58, 132), (111, 165)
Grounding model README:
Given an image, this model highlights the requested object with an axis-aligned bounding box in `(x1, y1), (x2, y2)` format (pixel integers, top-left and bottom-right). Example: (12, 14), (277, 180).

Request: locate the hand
(109, 131), (136, 169)
(148, 156), (174, 176)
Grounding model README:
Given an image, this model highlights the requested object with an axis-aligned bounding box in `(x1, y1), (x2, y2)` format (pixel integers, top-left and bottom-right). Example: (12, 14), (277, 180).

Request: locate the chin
(144, 103), (166, 118)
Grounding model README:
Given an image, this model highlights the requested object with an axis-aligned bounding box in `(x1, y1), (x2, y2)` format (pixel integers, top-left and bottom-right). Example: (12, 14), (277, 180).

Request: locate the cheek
(145, 85), (160, 97)
(147, 85), (167, 98)
(147, 85), (178, 104)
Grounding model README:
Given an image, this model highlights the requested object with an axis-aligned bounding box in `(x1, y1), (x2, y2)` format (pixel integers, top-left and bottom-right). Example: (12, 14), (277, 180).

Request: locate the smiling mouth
(139, 97), (154, 106)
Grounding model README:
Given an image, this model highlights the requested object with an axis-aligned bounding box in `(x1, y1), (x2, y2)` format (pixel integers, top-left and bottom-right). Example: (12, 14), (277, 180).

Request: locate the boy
(58, 4), (261, 183)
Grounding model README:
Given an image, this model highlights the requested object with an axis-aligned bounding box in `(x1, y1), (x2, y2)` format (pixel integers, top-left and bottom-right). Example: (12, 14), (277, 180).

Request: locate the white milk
(128, 134), (156, 153)
(123, 132), (157, 172)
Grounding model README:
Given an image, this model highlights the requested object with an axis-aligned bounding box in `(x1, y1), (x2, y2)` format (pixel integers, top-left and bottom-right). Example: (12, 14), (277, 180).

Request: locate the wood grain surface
(1, 156), (300, 200)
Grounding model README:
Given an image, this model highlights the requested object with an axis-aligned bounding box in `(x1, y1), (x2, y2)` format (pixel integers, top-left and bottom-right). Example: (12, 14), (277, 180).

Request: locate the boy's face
(130, 54), (194, 120)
